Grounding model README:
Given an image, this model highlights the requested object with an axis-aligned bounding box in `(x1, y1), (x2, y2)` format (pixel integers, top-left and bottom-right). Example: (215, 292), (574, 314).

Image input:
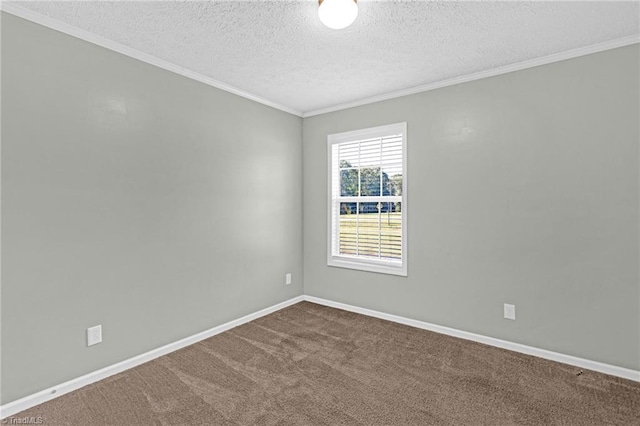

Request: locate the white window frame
(327, 122), (407, 276)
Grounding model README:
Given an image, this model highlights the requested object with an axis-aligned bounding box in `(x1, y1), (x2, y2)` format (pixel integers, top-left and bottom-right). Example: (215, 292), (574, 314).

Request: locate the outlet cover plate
(504, 304), (516, 320)
(285, 273), (292, 285)
(87, 325), (102, 346)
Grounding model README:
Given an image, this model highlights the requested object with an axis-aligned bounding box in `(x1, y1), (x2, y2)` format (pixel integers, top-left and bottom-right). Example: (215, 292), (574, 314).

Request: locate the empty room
(1, 1), (639, 424)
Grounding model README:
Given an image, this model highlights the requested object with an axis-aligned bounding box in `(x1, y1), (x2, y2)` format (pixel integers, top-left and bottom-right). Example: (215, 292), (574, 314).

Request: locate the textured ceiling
(8, 1), (640, 115)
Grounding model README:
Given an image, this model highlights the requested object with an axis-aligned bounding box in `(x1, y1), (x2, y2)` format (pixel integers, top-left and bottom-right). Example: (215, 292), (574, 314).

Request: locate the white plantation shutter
(328, 123), (407, 276)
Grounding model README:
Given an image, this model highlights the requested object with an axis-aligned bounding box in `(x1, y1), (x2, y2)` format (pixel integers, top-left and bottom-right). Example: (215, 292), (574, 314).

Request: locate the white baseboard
(303, 295), (640, 383)
(0, 296), (304, 419)
(3, 293), (638, 419)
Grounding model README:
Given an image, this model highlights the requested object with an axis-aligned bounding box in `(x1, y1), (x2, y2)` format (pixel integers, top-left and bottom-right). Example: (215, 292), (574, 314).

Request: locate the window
(327, 122), (407, 276)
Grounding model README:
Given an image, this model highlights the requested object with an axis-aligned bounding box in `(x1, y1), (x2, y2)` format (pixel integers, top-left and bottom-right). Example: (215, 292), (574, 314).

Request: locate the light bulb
(318, 0), (358, 30)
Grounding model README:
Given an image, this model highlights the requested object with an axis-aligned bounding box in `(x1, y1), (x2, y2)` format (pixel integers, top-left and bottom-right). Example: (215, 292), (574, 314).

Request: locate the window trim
(326, 122), (407, 277)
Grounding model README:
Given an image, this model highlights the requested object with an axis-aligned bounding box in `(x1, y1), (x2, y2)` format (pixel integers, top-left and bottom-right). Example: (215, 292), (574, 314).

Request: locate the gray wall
(1, 13), (303, 404)
(303, 45), (640, 371)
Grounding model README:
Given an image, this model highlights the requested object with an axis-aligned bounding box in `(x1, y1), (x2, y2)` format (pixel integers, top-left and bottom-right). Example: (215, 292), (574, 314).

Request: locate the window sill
(328, 256), (407, 277)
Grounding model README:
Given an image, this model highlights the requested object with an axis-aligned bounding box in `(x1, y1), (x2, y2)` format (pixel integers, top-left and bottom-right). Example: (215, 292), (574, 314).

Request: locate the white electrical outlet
(504, 304), (516, 320)
(285, 273), (292, 285)
(87, 325), (102, 346)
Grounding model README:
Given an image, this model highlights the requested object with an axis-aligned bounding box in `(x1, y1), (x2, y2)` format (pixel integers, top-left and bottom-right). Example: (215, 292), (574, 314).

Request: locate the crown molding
(302, 34), (640, 118)
(0, 3), (304, 118)
(2, 2), (638, 120)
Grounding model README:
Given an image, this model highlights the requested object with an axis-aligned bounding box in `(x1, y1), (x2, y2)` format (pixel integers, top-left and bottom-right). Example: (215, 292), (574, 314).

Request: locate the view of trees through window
(339, 160), (402, 213)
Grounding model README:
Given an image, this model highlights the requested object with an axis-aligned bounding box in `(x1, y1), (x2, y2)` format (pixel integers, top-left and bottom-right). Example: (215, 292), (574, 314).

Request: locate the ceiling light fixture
(318, 0), (358, 30)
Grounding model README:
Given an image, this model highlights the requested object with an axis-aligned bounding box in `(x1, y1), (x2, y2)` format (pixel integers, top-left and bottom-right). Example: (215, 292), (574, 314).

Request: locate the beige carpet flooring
(12, 301), (640, 425)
